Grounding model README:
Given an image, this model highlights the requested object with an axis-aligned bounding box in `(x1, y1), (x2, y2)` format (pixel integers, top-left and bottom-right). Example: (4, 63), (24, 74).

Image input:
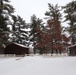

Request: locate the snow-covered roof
(14, 43), (29, 48)
(68, 44), (76, 48)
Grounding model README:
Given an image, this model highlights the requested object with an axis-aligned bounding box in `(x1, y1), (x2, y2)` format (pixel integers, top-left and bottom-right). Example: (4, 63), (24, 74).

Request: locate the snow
(72, 11), (76, 16)
(14, 43), (29, 48)
(0, 55), (76, 75)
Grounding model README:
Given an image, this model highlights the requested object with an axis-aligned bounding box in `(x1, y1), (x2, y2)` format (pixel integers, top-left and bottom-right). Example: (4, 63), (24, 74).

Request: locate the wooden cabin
(0, 46), (4, 54)
(4, 43), (29, 55)
(68, 44), (76, 56)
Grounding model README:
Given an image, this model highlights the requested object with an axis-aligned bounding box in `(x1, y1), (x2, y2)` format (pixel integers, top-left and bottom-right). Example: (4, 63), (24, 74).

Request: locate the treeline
(0, 0), (76, 53)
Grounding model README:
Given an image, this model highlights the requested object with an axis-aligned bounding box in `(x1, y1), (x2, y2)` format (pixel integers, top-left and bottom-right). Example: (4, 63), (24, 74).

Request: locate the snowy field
(0, 55), (76, 75)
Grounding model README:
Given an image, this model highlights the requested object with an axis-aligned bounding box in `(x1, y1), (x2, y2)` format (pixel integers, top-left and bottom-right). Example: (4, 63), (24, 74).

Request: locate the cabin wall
(69, 46), (76, 56)
(4, 44), (29, 55)
(0, 47), (4, 54)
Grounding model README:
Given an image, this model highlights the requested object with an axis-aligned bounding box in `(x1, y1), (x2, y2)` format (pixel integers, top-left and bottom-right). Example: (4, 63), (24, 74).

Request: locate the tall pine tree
(0, 0), (14, 46)
(43, 3), (69, 54)
(11, 15), (29, 46)
(29, 14), (44, 54)
(62, 1), (76, 44)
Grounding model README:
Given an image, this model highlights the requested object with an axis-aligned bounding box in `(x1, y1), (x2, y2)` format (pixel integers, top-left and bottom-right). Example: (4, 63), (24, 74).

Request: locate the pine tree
(62, 1), (76, 44)
(11, 15), (29, 46)
(45, 3), (61, 20)
(0, 0), (14, 46)
(38, 3), (69, 54)
(29, 14), (44, 54)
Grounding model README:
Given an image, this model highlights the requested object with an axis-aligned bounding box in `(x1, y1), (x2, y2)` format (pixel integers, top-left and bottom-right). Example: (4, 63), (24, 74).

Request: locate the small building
(68, 44), (76, 56)
(4, 43), (29, 55)
(0, 46), (4, 54)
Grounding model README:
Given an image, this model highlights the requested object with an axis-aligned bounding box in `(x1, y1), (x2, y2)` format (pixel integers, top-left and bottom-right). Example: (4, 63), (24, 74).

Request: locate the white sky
(11, 0), (73, 23)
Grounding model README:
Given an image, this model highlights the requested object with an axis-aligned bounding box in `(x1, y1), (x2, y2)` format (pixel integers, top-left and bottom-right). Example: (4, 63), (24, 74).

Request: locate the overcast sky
(11, 0), (73, 23)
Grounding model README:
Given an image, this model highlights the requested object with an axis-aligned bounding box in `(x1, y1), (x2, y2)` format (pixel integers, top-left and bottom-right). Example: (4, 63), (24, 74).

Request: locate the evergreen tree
(43, 3), (69, 54)
(0, 0), (14, 46)
(29, 14), (44, 54)
(62, 1), (76, 44)
(45, 3), (61, 20)
(11, 15), (29, 46)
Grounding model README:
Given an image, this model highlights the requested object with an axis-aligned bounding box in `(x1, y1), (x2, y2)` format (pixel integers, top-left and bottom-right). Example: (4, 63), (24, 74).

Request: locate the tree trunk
(59, 50), (61, 54)
(56, 49), (58, 54)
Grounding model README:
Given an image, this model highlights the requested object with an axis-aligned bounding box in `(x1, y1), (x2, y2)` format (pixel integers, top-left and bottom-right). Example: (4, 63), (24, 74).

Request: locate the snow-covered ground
(0, 55), (76, 75)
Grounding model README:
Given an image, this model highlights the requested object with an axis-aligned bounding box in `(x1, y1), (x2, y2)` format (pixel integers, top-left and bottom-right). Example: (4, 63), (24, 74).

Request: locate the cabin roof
(68, 44), (76, 48)
(14, 43), (29, 48)
(7, 43), (29, 49)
